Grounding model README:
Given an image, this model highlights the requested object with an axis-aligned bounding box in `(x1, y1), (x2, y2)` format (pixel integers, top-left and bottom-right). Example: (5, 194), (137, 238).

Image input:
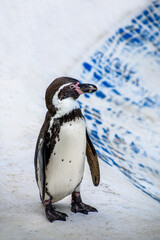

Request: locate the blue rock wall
(78, 1), (160, 202)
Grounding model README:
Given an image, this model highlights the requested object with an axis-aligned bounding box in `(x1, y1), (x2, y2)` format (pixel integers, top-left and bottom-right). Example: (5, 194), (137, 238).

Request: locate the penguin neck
(52, 97), (80, 119)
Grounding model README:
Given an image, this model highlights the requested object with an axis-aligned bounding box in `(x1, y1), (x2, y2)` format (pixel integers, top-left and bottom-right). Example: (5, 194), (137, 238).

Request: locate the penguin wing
(86, 130), (100, 186)
(34, 113), (50, 202)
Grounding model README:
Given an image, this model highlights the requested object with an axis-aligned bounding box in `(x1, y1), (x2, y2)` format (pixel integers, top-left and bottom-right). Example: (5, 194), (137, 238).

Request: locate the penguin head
(45, 77), (97, 115)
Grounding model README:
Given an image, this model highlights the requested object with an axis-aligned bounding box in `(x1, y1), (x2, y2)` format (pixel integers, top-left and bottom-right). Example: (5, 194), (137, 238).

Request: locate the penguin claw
(71, 192), (98, 215)
(46, 210), (67, 222)
(71, 202), (98, 214)
(55, 210), (68, 218)
(45, 203), (68, 222)
(82, 203), (98, 213)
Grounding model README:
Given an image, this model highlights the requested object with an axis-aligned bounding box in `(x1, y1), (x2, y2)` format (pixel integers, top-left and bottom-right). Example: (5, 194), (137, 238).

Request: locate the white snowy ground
(0, 0), (160, 239)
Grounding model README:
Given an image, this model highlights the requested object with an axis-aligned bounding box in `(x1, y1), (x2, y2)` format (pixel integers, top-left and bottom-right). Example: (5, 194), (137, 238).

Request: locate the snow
(0, 0), (160, 239)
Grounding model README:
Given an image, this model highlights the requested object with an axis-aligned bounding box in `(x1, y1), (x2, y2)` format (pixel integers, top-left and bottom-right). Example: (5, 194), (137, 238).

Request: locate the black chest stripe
(45, 108), (84, 165)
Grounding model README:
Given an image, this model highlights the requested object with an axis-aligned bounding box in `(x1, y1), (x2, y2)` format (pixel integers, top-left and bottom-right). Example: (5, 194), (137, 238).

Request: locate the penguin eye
(70, 85), (75, 89)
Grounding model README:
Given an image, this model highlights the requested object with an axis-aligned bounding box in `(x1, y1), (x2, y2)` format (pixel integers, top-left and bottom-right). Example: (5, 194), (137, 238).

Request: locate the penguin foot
(44, 201), (68, 222)
(71, 192), (98, 214)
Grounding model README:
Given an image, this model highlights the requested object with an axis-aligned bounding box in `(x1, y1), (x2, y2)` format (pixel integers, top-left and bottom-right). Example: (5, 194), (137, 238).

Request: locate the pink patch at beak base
(74, 82), (83, 95)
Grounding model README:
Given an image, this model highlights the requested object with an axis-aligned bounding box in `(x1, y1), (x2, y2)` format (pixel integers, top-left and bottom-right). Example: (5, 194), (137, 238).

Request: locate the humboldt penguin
(34, 77), (100, 222)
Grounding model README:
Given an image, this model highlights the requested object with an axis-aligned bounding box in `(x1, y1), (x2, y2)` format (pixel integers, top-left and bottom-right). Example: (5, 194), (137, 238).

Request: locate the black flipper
(86, 130), (100, 186)
(34, 112), (51, 202)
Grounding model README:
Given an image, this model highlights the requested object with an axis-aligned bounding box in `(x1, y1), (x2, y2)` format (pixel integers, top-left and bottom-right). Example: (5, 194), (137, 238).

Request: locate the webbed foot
(71, 192), (98, 214)
(44, 200), (68, 222)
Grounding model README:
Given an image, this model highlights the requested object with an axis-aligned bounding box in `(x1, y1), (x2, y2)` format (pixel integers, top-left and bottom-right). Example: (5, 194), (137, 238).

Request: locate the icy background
(0, 0), (160, 240)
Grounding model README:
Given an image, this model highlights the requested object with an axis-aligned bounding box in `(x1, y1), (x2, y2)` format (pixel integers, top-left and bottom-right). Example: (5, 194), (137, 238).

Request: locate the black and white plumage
(34, 77), (100, 222)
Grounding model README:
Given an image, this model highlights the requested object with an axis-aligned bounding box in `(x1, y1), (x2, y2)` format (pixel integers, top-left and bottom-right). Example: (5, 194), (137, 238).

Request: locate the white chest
(46, 118), (86, 202)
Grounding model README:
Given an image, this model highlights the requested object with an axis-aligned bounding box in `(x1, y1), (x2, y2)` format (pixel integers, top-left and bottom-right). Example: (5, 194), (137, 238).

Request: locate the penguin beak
(78, 83), (98, 94)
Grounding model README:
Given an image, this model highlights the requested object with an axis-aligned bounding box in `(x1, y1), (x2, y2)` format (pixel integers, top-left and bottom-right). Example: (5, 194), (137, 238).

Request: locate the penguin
(34, 77), (100, 222)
